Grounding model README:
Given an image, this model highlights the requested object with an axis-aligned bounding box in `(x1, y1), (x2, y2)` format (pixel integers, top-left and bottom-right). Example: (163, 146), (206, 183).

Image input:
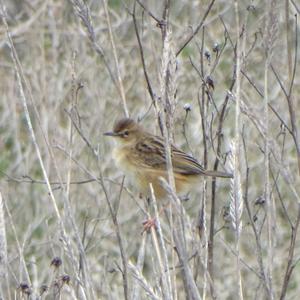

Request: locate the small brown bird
(104, 118), (232, 199)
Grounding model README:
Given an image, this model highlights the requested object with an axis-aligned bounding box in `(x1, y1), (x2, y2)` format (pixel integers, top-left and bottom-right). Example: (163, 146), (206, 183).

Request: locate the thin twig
(176, 0), (216, 56)
(136, 0), (160, 23)
(132, 1), (156, 105)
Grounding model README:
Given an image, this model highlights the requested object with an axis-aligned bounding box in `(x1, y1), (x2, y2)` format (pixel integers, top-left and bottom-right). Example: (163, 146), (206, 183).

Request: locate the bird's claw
(142, 218), (156, 234)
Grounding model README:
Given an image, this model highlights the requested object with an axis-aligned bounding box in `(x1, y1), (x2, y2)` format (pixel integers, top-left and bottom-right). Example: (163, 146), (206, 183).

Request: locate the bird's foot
(142, 217), (156, 234)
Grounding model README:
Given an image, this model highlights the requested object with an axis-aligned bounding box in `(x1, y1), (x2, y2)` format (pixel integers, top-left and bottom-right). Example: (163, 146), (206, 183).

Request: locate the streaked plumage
(104, 118), (232, 199)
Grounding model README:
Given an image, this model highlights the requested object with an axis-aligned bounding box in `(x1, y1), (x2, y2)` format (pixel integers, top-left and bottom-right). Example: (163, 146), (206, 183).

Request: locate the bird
(104, 118), (232, 199)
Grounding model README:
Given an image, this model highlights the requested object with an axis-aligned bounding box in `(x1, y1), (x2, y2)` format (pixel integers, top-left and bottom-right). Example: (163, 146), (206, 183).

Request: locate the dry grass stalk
(132, 234), (147, 300)
(263, 1), (278, 298)
(229, 2), (243, 299)
(0, 192), (8, 299)
(102, 0), (129, 117)
(128, 261), (161, 300)
(149, 183), (172, 300)
(158, 27), (177, 300)
(159, 178), (201, 300)
(200, 181), (208, 300)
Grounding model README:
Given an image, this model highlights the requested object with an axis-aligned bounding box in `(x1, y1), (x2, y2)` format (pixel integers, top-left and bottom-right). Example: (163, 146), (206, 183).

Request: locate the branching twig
(176, 0), (216, 56)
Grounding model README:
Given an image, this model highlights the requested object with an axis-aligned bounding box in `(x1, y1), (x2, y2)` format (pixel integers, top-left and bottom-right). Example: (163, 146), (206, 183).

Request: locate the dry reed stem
(158, 26), (178, 300)
(0, 192), (8, 299)
(149, 184), (172, 300)
(132, 234), (147, 300)
(231, 2), (243, 299)
(200, 181), (208, 300)
(263, 2), (278, 299)
(128, 261), (162, 300)
(102, 0), (129, 117)
(160, 178), (201, 300)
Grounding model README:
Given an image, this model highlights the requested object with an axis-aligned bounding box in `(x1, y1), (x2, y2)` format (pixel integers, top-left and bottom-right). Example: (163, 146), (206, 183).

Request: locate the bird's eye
(123, 130), (129, 137)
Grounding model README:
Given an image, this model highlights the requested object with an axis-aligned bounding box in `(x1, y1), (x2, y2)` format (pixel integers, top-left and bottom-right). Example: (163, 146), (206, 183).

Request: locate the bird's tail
(203, 170), (233, 178)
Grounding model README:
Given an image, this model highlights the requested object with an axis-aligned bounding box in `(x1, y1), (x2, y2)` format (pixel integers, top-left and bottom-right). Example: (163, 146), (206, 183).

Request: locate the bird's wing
(134, 137), (166, 167)
(171, 146), (206, 175)
(135, 136), (205, 175)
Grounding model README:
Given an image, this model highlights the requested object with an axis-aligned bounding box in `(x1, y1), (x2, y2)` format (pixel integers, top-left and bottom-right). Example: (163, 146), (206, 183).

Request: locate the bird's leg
(141, 199), (167, 234)
(141, 196), (156, 234)
(141, 217), (157, 234)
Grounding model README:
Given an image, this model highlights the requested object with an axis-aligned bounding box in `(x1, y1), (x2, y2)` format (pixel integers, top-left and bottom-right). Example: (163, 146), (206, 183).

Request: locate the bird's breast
(112, 146), (129, 170)
(112, 146), (154, 194)
(112, 146), (140, 179)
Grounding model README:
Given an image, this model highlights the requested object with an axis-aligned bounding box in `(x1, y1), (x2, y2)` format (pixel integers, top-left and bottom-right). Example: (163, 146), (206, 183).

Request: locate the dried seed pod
(51, 257), (62, 268)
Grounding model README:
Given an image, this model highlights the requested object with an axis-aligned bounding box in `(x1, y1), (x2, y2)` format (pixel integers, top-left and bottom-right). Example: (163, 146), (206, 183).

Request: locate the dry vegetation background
(0, 0), (300, 299)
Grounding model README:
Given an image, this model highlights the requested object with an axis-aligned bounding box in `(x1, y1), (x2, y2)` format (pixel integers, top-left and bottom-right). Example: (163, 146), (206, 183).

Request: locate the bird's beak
(103, 131), (119, 137)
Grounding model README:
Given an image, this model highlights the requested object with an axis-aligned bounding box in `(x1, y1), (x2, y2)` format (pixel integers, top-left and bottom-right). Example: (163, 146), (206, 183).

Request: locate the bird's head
(104, 118), (143, 145)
